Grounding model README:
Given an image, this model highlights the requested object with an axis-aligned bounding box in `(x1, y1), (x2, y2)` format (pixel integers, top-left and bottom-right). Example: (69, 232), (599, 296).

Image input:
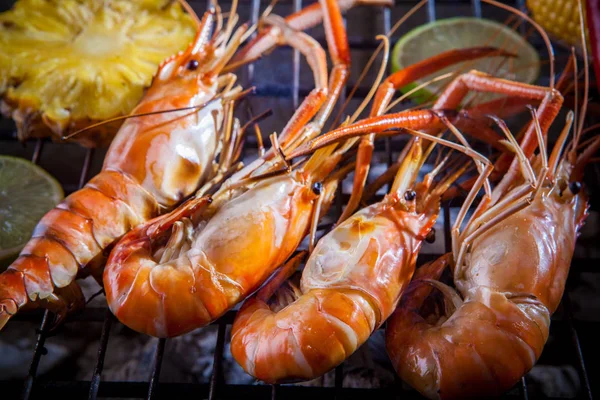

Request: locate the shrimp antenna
(573, 0), (589, 150)
(330, 0), (427, 128)
(385, 72), (455, 113)
(332, 36), (389, 156)
(270, 132), (292, 171)
(177, 0), (202, 27)
(63, 100), (219, 140)
(571, 48), (581, 157)
(571, 0), (597, 178)
(226, 0), (239, 36)
(347, 35), (390, 124)
(483, 0), (555, 89)
(65, 84), (257, 140)
(210, 0), (224, 38)
(240, 109), (273, 133)
(261, 0), (280, 21)
(564, 0), (590, 163)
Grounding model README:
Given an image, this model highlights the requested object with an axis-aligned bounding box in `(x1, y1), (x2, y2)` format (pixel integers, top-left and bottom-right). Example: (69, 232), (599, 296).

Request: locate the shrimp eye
(569, 181), (582, 195)
(404, 190), (416, 201)
(312, 182), (323, 195)
(425, 228), (436, 243)
(187, 59), (199, 71)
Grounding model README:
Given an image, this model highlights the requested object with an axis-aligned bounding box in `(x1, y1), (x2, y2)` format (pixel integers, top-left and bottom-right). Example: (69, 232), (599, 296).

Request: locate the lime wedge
(0, 156), (64, 266)
(391, 17), (540, 104)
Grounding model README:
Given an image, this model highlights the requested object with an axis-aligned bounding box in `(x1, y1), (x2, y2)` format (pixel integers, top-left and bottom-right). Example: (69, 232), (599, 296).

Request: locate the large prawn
(386, 109), (595, 400)
(102, 0), (366, 338)
(230, 118), (494, 383)
(0, 0), (357, 331)
(384, 7), (597, 397)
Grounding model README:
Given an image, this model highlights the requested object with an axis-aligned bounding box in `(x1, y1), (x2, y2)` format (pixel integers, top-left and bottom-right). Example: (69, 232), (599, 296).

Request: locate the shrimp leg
(262, 0), (353, 154)
(338, 47), (510, 223)
(308, 74), (562, 223)
(451, 112), (550, 282)
(228, 0), (353, 181)
(258, 14), (329, 148)
(228, 0), (392, 70)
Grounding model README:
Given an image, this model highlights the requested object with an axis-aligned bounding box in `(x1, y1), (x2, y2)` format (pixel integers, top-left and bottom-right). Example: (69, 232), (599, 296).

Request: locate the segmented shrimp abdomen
(0, 268), (29, 330)
(105, 225), (248, 337)
(386, 286), (550, 399)
(231, 288), (376, 383)
(33, 171), (158, 276)
(0, 170), (160, 330)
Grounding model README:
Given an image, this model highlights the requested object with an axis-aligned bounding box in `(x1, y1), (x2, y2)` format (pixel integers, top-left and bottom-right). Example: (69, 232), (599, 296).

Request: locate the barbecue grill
(0, 0), (598, 399)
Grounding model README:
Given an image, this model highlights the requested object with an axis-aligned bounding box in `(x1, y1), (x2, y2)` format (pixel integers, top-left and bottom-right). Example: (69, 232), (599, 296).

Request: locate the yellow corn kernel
(527, 0), (589, 47)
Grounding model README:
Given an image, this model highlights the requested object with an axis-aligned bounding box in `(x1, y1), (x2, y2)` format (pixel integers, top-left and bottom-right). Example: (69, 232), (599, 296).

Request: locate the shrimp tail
(104, 194), (214, 337)
(0, 170), (159, 331)
(387, 252), (552, 399)
(0, 257), (87, 331)
(0, 269), (28, 330)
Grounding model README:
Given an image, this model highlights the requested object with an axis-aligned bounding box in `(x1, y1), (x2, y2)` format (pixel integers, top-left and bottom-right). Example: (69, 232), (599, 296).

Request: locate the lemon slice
(0, 156), (64, 266)
(391, 17), (540, 104)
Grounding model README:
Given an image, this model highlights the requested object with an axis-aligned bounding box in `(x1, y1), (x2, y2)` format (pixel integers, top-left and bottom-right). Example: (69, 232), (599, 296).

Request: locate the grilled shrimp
(386, 109), (594, 399)
(0, 1), (295, 331)
(230, 117), (494, 383)
(104, 159), (342, 338)
(103, 0), (362, 338)
(382, 3), (597, 397)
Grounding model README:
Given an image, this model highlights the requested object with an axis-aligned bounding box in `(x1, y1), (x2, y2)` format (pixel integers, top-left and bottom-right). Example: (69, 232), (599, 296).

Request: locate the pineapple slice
(0, 0), (196, 147)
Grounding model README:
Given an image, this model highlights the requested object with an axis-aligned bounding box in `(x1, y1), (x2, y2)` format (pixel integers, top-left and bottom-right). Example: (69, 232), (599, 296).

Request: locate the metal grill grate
(0, 0), (597, 399)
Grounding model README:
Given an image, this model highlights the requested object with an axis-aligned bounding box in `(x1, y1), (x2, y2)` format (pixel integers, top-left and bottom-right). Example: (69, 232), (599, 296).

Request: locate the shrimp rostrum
(230, 113), (496, 383)
(103, 0), (367, 338)
(385, 88), (597, 400)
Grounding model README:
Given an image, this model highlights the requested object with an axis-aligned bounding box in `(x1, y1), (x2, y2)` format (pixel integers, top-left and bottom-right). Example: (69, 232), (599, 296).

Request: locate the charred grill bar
(0, 0), (597, 398)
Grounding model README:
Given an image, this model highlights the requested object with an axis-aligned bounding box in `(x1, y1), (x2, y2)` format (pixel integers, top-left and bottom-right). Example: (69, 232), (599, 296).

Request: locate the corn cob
(527, 0), (589, 48)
